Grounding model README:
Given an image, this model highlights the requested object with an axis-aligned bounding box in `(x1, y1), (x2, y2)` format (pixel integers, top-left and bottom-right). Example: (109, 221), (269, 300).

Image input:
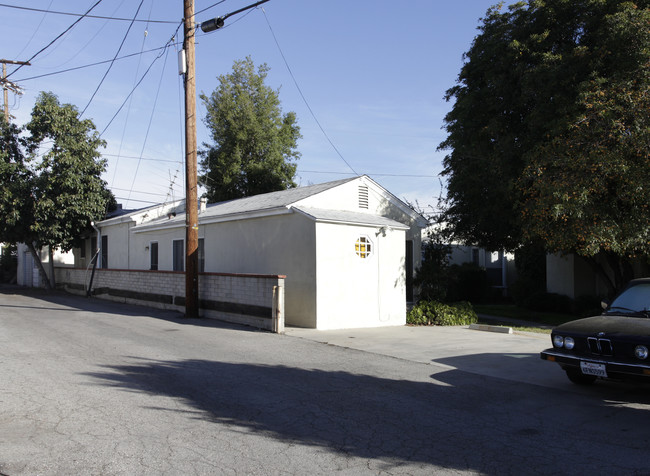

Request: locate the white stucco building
(21, 176), (427, 330)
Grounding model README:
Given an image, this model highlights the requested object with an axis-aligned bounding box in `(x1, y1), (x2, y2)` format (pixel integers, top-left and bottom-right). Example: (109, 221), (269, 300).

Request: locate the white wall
(202, 212), (318, 328)
(546, 253), (611, 299)
(130, 212), (408, 329)
(65, 184), (420, 329)
(546, 254), (576, 297)
(17, 243), (74, 287)
(94, 221), (132, 269)
(132, 212), (318, 328)
(315, 222), (406, 330)
(296, 177), (423, 283)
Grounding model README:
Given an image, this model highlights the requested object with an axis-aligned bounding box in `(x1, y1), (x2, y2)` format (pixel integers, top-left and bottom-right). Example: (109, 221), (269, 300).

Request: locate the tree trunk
(580, 255), (615, 298)
(604, 252), (634, 295)
(48, 247), (56, 288)
(580, 253), (635, 299)
(26, 242), (52, 290)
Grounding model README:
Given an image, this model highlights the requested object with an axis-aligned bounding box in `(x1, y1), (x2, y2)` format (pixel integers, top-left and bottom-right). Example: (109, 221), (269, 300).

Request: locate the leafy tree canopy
(200, 56), (301, 202)
(0, 91), (112, 288)
(439, 0), (650, 293)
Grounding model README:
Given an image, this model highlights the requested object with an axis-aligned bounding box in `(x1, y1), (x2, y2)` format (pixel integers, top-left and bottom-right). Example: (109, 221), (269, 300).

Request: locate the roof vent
(358, 185), (369, 209)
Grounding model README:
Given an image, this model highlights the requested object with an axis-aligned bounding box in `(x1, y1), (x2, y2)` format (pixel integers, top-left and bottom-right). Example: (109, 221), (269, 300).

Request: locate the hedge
(407, 300), (478, 326)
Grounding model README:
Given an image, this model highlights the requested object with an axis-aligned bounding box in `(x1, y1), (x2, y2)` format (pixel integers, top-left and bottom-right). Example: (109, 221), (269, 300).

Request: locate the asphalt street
(2, 287), (650, 475)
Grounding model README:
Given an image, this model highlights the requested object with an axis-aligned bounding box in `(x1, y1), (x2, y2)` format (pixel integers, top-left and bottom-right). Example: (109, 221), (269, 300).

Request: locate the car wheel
(565, 369), (597, 385)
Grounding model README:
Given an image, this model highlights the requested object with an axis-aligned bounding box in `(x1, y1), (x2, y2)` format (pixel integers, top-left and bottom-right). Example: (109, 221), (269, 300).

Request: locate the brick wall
(55, 267), (285, 333)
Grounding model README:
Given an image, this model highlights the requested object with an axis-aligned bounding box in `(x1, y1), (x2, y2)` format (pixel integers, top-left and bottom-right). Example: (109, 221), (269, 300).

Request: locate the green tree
(0, 92), (111, 289)
(200, 56), (301, 202)
(414, 229), (452, 302)
(439, 0), (650, 294)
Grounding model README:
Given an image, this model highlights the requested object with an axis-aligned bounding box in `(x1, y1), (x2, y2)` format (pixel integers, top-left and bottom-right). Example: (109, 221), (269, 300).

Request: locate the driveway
(2, 287), (650, 475)
(286, 324), (567, 388)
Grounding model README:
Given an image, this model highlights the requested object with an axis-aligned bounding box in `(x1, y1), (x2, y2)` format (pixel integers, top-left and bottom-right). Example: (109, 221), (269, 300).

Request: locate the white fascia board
(132, 206), (292, 234)
(98, 212), (142, 226)
(292, 207), (409, 230)
(131, 220), (184, 234)
(196, 206), (293, 226)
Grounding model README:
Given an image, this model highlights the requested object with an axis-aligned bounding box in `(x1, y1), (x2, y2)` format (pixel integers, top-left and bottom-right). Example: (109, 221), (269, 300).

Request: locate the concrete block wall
(55, 267), (285, 332)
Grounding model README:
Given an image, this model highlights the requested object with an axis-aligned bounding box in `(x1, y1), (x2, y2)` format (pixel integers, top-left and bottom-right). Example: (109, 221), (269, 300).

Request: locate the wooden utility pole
(1, 59), (30, 123)
(183, 0), (199, 318)
(180, 0), (269, 318)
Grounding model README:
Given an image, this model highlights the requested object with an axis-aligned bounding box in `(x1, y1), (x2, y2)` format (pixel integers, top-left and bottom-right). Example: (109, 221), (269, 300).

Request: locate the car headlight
(553, 335), (564, 348)
(564, 337), (575, 350)
(635, 345), (648, 360)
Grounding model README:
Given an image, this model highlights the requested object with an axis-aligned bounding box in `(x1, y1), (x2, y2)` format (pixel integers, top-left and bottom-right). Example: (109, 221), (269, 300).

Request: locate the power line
(110, 1), (155, 192)
(80, 0), (145, 117)
(113, 196), (159, 205)
(14, 44), (179, 82)
(125, 43), (172, 208)
(195, 0), (228, 16)
(112, 187), (173, 198)
(44, 0), (133, 72)
(6, 0), (104, 79)
(102, 153), (181, 164)
(261, 7), (358, 176)
(99, 31), (180, 137)
(297, 170), (437, 178)
(0, 3), (178, 24)
(12, 0), (54, 59)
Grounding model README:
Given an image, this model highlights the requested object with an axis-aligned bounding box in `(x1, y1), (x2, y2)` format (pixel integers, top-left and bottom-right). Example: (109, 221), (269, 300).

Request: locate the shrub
(446, 263), (489, 303)
(511, 243), (546, 306)
(521, 291), (574, 314)
(516, 291), (604, 317)
(414, 237), (451, 302)
(407, 300), (478, 326)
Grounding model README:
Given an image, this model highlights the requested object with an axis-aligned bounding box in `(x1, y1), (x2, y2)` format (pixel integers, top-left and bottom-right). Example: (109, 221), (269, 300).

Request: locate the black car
(541, 278), (650, 385)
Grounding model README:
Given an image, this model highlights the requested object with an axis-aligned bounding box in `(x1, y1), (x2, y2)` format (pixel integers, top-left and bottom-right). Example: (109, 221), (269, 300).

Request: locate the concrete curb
(469, 323), (513, 334)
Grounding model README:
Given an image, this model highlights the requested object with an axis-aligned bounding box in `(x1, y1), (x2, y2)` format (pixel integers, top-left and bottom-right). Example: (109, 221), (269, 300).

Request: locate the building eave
(132, 206), (293, 234)
(292, 207), (409, 230)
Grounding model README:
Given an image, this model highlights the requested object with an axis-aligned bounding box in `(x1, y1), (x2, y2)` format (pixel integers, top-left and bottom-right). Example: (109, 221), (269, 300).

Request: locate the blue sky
(3, 0), (499, 212)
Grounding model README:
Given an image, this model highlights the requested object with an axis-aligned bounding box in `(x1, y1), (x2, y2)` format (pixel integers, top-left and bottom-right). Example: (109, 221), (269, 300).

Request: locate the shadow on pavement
(436, 351), (650, 404)
(82, 355), (650, 473)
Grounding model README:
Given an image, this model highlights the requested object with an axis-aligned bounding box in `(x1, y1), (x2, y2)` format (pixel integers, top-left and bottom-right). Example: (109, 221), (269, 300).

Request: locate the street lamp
(200, 17), (224, 33)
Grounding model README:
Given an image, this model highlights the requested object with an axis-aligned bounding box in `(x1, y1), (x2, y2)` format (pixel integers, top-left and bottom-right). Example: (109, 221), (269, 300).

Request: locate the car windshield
(607, 282), (650, 317)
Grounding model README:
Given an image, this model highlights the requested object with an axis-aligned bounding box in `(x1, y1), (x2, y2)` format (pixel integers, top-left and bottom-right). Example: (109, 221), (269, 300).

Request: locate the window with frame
(172, 239), (184, 271)
(355, 236), (373, 259)
(150, 242), (159, 270)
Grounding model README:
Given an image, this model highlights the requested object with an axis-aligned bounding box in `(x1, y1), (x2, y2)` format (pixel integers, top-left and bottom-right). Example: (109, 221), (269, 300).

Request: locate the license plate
(581, 361), (607, 378)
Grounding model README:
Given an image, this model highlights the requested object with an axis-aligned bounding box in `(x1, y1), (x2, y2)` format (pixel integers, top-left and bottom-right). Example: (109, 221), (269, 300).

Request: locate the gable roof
(200, 176), (357, 219)
(293, 207), (409, 230)
(99, 199), (185, 226)
(131, 175), (426, 232)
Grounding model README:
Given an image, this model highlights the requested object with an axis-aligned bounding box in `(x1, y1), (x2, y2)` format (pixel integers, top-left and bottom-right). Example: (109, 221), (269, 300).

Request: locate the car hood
(555, 315), (650, 337)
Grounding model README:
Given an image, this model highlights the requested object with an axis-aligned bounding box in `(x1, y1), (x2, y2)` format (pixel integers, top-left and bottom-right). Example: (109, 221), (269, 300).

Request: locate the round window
(355, 236), (373, 259)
